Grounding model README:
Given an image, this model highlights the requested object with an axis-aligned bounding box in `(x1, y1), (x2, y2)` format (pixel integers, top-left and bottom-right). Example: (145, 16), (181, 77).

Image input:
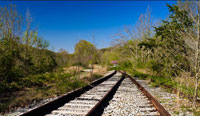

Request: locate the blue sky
(0, 1), (176, 53)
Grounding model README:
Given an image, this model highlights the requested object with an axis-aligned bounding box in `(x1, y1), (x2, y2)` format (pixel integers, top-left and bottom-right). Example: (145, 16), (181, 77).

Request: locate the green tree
(74, 40), (98, 67)
(56, 48), (69, 67)
(0, 5), (57, 83)
(148, 3), (200, 107)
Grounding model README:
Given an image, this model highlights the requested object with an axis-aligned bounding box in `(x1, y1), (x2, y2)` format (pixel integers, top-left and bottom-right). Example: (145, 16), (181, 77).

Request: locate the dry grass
(175, 72), (196, 88)
(0, 65), (108, 113)
(92, 65), (107, 74)
(136, 68), (153, 75)
(63, 66), (84, 73)
(80, 65), (107, 80)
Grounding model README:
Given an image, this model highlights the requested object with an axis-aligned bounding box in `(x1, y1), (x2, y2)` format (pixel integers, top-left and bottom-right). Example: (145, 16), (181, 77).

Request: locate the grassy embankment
(0, 65), (106, 113)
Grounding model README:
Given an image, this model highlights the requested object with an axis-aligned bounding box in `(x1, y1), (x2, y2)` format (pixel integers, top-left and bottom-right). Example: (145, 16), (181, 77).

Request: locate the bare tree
(114, 6), (154, 63)
(177, 1), (200, 107)
(90, 34), (95, 76)
(56, 48), (69, 67)
(89, 33), (99, 77)
(0, 5), (22, 40)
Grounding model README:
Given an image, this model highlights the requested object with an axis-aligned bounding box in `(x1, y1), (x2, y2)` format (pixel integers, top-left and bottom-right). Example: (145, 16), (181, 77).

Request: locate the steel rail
(20, 71), (116, 116)
(121, 71), (171, 116)
(86, 75), (125, 116)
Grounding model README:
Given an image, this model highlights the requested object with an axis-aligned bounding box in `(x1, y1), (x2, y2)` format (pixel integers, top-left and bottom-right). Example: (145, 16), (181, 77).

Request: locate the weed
(0, 71), (88, 113)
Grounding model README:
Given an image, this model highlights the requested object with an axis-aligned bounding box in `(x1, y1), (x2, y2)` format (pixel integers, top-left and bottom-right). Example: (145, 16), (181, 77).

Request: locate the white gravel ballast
(102, 78), (160, 116)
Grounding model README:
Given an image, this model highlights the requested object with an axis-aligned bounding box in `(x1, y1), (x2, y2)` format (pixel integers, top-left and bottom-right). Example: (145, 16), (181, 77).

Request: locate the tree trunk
(193, 11), (200, 108)
(193, 76), (199, 107)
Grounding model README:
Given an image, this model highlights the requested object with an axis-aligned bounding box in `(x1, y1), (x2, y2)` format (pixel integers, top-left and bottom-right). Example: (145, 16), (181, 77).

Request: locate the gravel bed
(102, 78), (159, 116)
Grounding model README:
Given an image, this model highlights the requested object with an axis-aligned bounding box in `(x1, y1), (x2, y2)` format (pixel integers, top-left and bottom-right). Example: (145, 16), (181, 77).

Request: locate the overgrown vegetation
(0, 70), (85, 112)
(0, 5), (106, 113)
(1, 0), (200, 114)
(102, 1), (200, 111)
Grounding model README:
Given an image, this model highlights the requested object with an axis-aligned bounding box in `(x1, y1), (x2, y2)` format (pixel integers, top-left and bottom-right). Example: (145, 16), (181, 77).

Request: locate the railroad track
(21, 71), (170, 116)
(103, 77), (159, 115)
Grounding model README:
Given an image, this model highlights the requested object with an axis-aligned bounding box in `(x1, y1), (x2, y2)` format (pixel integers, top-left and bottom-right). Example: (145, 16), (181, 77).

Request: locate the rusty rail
(20, 71), (116, 116)
(121, 71), (171, 116)
(86, 75), (125, 116)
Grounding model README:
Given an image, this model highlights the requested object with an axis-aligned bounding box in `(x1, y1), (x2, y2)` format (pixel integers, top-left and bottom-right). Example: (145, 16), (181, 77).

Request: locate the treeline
(103, 1), (200, 108)
(55, 40), (101, 68)
(0, 5), (103, 94)
(0, 5), (57, 91)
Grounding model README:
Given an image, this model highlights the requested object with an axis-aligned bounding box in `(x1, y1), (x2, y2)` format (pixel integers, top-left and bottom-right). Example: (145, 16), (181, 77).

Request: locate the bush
(133, 70), (176, 88)
(133, 71), (149, 80)
(21, 75), (46, 87)
(111, 61), (134, 71)
(151, 61), (164, 75)
(68, 79), (86, 90)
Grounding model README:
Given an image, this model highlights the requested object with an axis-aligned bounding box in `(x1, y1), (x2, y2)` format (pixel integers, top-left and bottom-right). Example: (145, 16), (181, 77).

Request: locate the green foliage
(74, 40), (99, 66)
(67, 79), (86, 90)
(134, 4), (194, 77)
(152, 4), (193, 76)
(56, 49), (69, 67)
(151, 61), (164, 74)
(133, 71), (149, 80)
(0, 70), (89, 112)
(193, 109), (200, 116)
(136, 59), (151, 69)
(118, 61), (133, 71)
(138, 38), (157, 52)
(1, 2), (199, 113)
(0, 5), (57, 89)
(133, 70), (177, 88)
(101, 50), (120, 66)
